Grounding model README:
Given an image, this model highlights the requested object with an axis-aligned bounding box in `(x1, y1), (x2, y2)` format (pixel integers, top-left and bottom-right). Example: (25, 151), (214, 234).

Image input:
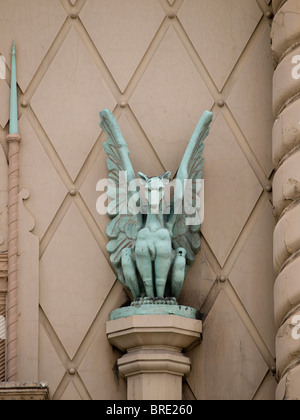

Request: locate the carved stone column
(271, 0), (300, 400)
(106, 315), (202, 400)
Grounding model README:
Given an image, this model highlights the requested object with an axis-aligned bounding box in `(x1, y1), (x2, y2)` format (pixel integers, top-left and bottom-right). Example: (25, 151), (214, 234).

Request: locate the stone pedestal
(106, 315), (202, 400)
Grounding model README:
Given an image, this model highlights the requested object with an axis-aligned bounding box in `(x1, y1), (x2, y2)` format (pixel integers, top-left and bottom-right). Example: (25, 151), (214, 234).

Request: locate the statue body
(100, 109), (213, 303)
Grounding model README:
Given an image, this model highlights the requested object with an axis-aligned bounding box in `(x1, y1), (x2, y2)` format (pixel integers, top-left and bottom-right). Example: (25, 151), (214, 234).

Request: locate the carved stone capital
(272, 0), (300, 399)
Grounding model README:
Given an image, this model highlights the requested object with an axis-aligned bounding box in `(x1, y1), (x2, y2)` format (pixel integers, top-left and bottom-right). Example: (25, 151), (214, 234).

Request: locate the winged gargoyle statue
(100, 109), (213, 304)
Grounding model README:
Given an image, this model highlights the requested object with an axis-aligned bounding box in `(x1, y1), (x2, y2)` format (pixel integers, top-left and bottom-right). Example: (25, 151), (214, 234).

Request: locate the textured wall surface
(0, 0), (276, 399)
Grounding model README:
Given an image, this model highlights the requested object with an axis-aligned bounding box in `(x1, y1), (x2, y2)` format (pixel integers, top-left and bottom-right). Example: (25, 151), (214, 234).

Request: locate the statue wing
(167, 111), (213, 265)
(100, 109), (142, 272)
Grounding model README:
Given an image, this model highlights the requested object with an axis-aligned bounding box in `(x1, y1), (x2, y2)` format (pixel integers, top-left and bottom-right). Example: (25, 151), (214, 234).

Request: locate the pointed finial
(9, 40), (18, 134)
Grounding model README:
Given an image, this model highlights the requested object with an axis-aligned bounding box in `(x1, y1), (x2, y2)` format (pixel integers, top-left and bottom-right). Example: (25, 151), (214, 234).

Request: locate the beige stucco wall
(0, 0), (276, 399)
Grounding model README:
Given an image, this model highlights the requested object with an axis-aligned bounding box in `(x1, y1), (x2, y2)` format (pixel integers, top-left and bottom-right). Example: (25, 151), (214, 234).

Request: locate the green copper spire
(9, 41), (18, 134)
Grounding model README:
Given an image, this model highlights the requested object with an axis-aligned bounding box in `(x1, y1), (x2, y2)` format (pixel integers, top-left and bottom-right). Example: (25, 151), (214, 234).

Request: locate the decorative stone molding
(0, 253), (8, 382)
(276, 364), (300, 400)
(0, 382), (49, 400)
(106, 315), (202, 400)
(16, 190), (39, 381)
(272, 0), (300, 400)
(272, 100), (300, 169)
(6, 41), (21, 382)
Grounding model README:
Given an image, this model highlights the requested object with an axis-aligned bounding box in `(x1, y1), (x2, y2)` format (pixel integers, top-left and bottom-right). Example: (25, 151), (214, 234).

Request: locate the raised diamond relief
(130, 26), (214, 175)
(31, 28), (116, 180)
(178, 0), (262, 91)
(81, 0), (165, 92)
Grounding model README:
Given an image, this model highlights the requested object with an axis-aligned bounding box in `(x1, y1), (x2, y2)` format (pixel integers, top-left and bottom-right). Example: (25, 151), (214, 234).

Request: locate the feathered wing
(99, 109), (142, 280)
(167, 111), (213, 265)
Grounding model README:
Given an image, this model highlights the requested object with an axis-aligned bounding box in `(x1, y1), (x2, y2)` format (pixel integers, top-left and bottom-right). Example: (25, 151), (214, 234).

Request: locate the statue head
(138, 172), (171, 214)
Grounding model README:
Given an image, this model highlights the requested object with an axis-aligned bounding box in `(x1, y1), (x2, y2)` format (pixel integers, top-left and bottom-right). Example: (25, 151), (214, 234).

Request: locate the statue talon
(100, 109), (213, 303)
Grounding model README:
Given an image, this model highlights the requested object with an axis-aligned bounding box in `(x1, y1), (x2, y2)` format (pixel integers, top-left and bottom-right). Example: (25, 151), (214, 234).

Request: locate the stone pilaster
(271, 0), (300, 400)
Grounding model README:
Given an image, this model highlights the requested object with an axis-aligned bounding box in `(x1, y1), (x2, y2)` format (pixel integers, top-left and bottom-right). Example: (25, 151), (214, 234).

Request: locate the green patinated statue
(100, 109), (213, 310)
